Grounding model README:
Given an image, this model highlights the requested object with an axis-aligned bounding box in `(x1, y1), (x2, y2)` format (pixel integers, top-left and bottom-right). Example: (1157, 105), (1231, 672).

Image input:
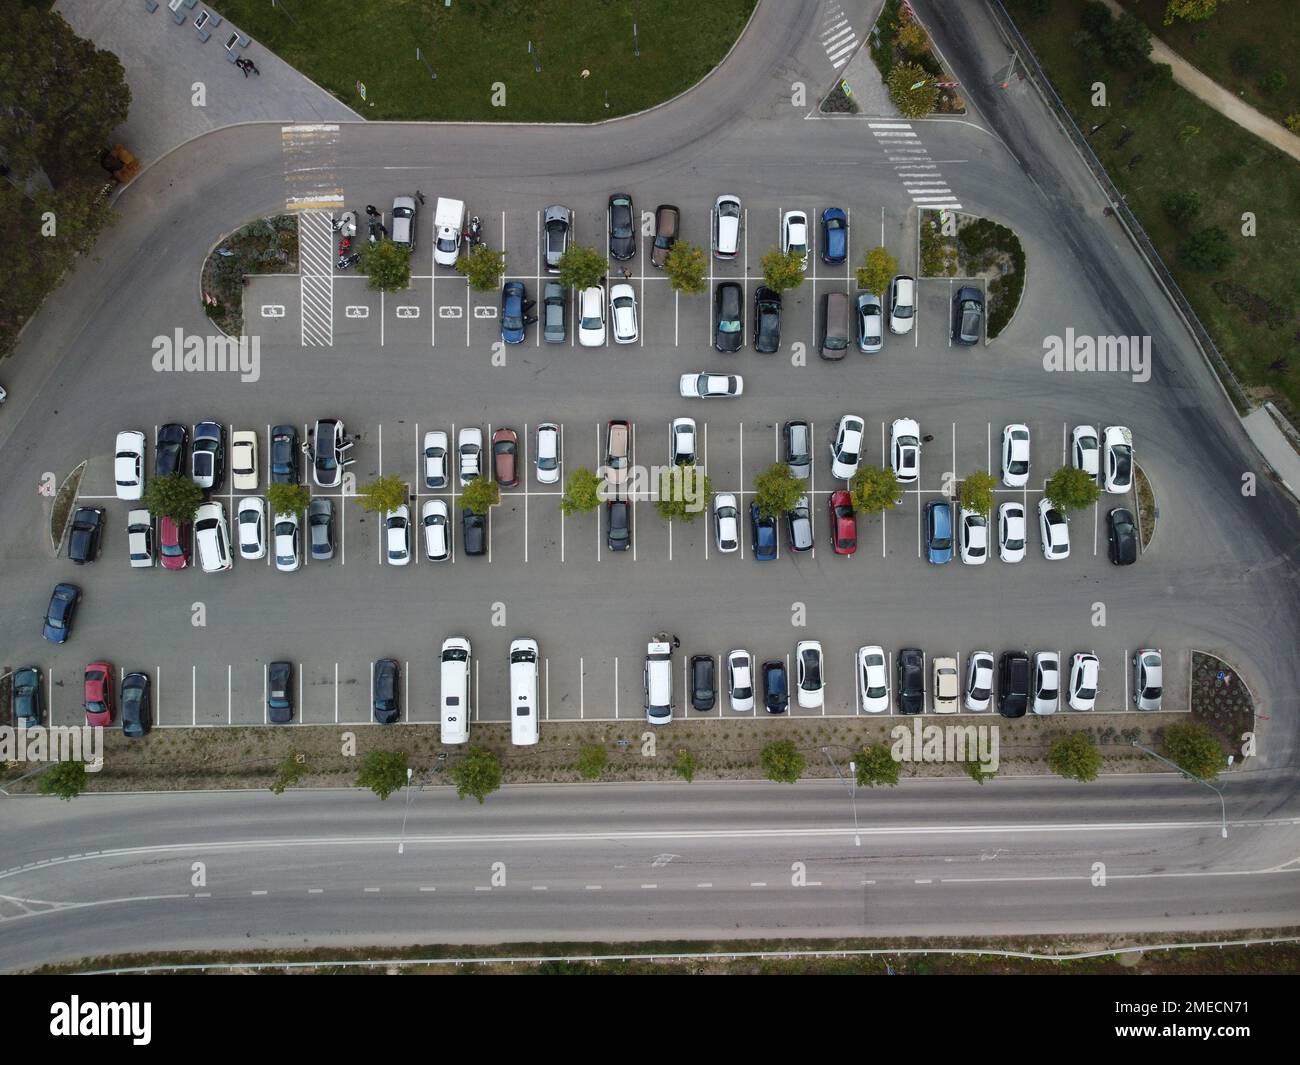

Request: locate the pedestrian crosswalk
(820, 2), (859, 70)
(868, 121), (962, 210)
(280, 123), (343, 212)
(298, 210), (334, 347)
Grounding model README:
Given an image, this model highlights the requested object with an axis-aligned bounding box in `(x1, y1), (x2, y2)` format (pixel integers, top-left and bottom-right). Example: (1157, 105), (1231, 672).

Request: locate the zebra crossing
(868, 121), (962, 211)
(298, 211), (334, 347)
(820, 2), (859, 70)
(280, 123), (344, 213)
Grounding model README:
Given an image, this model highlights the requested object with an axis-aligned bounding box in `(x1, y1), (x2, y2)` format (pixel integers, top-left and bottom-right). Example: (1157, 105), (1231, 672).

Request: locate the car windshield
(825, 334), (847, 350)
(838, 446), (858, 465)
(719, 201), (740, 218)
(503, 313), (523, 330)
(719, 319), (741, 334)
(1113, 448), (1131, 481)
(437, 235), (457, 253)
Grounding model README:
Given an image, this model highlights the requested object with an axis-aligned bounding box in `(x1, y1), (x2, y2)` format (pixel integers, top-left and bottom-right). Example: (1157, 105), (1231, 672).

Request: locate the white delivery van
(644, 638), (674, 725)
(440, 636), (472, 744)
(433, 198), (465, 267)
(509, 638), (540, 746)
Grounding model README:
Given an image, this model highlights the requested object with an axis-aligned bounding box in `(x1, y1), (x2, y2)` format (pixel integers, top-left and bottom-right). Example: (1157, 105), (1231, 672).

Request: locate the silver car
(543, 205), (572, 272)
(1133, 649), (1163, 711)
(856, 292), (883, 353)
(543, 281), (567, 344)
(309, 497), (334, 561)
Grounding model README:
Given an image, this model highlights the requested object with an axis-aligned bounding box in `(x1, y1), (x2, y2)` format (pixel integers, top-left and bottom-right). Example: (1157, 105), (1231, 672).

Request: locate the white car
(965, 651), (995, 712)
(1103, 425), (1134, 494)
(679, 372), (743, 398)
(795, 640), (824, 709)
(535, 423), (561, 485)
(423, 430), (449, 489)
(385, 504), (411, 566)
(932, 656), (959, 714)
(577, 284), (607, 346)
(126, 509), (153, 569)
(231, 430), (258, 492)
(236, 496), (266, 560)
(421, 498), (450, 561)
(1069, 652), (1100, 711)
(1001, 424), (1031, 488)
(727, 649), (755, 712)
(273, 510), (300, 572)
(782, 210), (809, 270)
(888, 274), (916, 334)
(1133, 648), (1163, 711)
(1032, 651), (1060, 715)
(457, 426), (483, 486)
(890, 418), (921, 484)
(831, 414), (865, 480)
(1038, 497), (1071, 560)
(193, 501), (233, 573)
(713, 493), (740, 553)
(998, 502), (1027, 563)
(114, 430), (146, 501)
(670, 417), (696, 466)
(714, 194), (742, 259)
(959, 507), (988, 565)
(856, 645), (890, 714)
(610, 283), (639, 344)
(1071, 425), (1100, 483)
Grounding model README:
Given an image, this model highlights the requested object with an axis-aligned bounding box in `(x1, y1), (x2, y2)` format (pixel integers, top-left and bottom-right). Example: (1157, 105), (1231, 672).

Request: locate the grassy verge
(215, 0), (755, 122)
(201, 216), (298, 336)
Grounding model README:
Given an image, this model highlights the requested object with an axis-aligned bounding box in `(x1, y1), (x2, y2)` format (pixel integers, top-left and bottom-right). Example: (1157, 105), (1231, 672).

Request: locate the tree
(266, 483), (310, 518)
(360, 239), (411, 292)
(674, 749), (697, 783)
(1164, 0), (1227, 22)
(855, 245), (897, 294)
(355, 751), (408, 800)
(664, 242), (707, 295)
(856, 745), (900, 788)
(963, 758), (996, 784)
(450, 746), (502, 804)
(557, 245), (607, 291)
(560, 467), (602, 515)
(761, 740), (805, 784)
(455, 243), (506, 291)
(850, 465), (901, 513)
(355, 473), (407, 514)
(1161, 189), (1201, 227)
(1049, 732), (1103, 782)
(269, 752), (307, 795)
(886, 61), (939, 118)
(143, 473), (204, 523)
(576, 743), (607, 780)
(1163, 722), (1228, 780)
(752, 463), (804, 519)
(38, 761), (86, 801)
(462, 476), (500, 515)
(761, 248), (807, 293)
(1045, 466), (1100, 511)
(1125, 62), (1173, 104)
(1179, 226), (1233, 271)
(898, 22), (930, 55)
(1103, 13), (1152, 67)
(1259, 69), (1287, 94)
(958, 470), (995, 518)
(1080, 0), (1113, 38)
(655, 465), (712, 522)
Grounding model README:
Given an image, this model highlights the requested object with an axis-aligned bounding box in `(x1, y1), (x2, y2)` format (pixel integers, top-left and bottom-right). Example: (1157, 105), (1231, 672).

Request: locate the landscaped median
(918, 209), (1026, 340)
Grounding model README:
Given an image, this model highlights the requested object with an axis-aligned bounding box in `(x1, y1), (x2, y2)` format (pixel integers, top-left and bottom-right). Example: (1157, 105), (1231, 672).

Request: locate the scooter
(332, 210), (357, 238)
(464, 214), (483, 247)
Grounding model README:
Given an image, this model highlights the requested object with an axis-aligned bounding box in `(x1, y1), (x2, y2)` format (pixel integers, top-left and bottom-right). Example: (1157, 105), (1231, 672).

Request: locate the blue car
(42, 582), (81, 643)
(500, 280), (526, 344)
(820, 207), (848, 265)
(750, 502), (778, 561)
(925, 500), (954, 564)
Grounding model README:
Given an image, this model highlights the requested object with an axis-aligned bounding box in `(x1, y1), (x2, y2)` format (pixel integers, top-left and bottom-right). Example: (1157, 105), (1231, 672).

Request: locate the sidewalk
(55, 0), (361, 164)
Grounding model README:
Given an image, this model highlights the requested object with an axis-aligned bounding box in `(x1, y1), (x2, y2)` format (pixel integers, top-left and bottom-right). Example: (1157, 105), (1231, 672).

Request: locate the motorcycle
(463, 214), (484, 248)
(332, 210), (357, 238)
(337, 252), (360, 271)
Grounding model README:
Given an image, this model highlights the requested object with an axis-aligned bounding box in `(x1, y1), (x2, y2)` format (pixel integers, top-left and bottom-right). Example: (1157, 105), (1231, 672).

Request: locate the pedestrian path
(868, 122), (962, 210)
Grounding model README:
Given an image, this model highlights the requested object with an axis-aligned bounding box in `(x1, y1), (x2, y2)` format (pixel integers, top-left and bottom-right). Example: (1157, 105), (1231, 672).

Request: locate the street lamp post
(1130, 741), (1228, 838)
(821, 747), (861, 847)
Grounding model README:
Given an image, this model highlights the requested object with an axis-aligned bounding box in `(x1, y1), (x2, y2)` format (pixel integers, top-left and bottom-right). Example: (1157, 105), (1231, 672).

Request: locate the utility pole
(1130, 742), (1228, 838)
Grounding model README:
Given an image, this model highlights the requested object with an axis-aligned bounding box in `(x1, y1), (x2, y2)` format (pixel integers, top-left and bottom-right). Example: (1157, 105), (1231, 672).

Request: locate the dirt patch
(819, 79), (861, 114)
(1135, 463), (1156, 549)
(200, 216), (299, 336)
(1190, 651), (1254, 751)
(48, 460), (87, 556)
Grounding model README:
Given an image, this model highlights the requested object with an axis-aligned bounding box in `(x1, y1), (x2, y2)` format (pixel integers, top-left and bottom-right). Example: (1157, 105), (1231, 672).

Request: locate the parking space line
(614, 656), (619, 718)
(297, 661), (303, 726)
(334, 662), (339, 723)
(263, 664), (268, 726)
(544, 657), (550, 720)
(227, 664), (232, 725)
(191, 665), (196, 726)
(579, 657), (584, 719)
(404, 660), (410, 723)
(524, 423), (530, 563)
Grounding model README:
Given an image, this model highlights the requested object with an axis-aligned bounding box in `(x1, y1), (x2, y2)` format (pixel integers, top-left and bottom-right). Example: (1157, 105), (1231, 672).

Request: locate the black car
(270, 424), (300, 484)
(997, 651), (1030, 718)
(690, 654), (716, 711)
(952, 286), (984, 345)
(42, 583), (80, 644)
(606, 499), (631, 552)
(267, 660), (294, 724)
(762, 660), (788, 714)
(608, 193), (635, 260)
(785, 496), (813, 552)
(373, 658), (400, 725)
(897, 648), (924, 714)
(67, 507), (105, 564)
(714, 281), (743, 353)
(191, 420), (226, 491)
(121, 672), (152, 738)
(462, 508), (486, 556)
(155, 423), (188, 478)
(13, 666), (43, 727)
(1107, 507), (1138, 566)
(753, 286), (781, 353)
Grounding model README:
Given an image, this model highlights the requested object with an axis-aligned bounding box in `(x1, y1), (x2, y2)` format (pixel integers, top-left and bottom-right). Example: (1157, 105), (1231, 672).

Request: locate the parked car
(762, 660), (788, 714)
(924, 500), (953, 564)
(1072, 424), (1100, 483)
(888, 275), (916, 333)
(856, 292), (883, 353)
(856, 645), (890, 713)
(194, 501), (233, 573)
(312, 418), (353, 488)
(230, 430), (258, 491)
(781, 210), (809, 270)
(267, 660), (294, 724)
(820, 291), (850, 360)
(713, 493), (740, 553)
(1108, 507), (1138, 565)
(391, 195), (416, 250)
(154, 423), (188, 477)
(114, 430), (146, 500)
(959, 507), (988, 565)
(543, 281), (567, 344)
(159, 516), (190, 571)
(1103, 425), (1134, 493)
(67, 507), (105, 564)
(651, 204), (679, 269)
(1001, 424), (1031, 488)
(606, 499), (631, 552)
(536, 422), (561, 484)
(713, 194), (742, 258)
(1068, 652), (1100, 711)
(270, 424), (300, 485)
(236, 497), (267, 560)
(831, 414), (865, 480)
(965, 651), (995, 712)
(608, 193), (636, 260)
(191, 421), (226, 491)
(671, 417), (697, 466)
(493, 427), (520, 487)
(423, 430), (449, 489)
(42, 583), (81, 643)
(611, 284), (639, 344)
(121, 671), (152, 737)
(604, 420), (629, 489)
(820, 206), (847, 264)
(309, 497), (334, 561)
(714, 281), (743, 353)
(83, 661), (115, 727)
(690, 654), (716, 711)
(1133, 649), (1163, 711)
(750, 502), (778, 561)
(13, 666), (44, 727)
(1032, 651), (1060, 715)
(829, 490), (857, 555)
(997, 651), (1030, 718)
(577, 284), (607, 346)
(753, 286), (781, 353)
(500, 280), (527, 344)
(273, 510), (300, 572)
(785, 495), (813, 553)
(421, 499), (450, 561)
(727, 649), (755, 712)
(897, 648), (924, 715)
(1038, 498), (1071, 560)
(998, 502), (1027, 564)
(373, 658), (401, 724)
(795, 640), (824, 708)
(543, 204), (572, 272)
(384, 504), (411, 566)
(462, 508), (486, 556)
(458, 426), (483, 486)
(951, 286), (983, 344)
(679, 372), (743, 398)
(784, 420), (812, 479)
(933, 656), (960, 714)
(891, 418), (921, 484)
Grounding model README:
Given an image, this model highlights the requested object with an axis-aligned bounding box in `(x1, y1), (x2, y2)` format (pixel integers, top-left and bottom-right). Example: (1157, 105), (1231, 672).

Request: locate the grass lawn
(1012, 0), (1300, 417)
(216, 0), (755, 122)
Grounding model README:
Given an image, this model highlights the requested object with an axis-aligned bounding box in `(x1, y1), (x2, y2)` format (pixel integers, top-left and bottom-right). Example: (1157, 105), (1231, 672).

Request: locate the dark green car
(13, 666), (43, 727)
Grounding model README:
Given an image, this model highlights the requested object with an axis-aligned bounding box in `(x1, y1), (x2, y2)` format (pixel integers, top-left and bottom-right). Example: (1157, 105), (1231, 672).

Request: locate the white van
(440, 636), (472, 744)
(509, 638), (540, 746)
(433, 197), (465, 267)
(644, 638), (674, 725)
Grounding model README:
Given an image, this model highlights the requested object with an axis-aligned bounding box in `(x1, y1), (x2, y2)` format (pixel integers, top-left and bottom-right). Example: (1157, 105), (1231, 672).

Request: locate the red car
(84, 661), (115, 727)
(492, 427), (519, 488)
(159, 516), (191, 570)
(829, 490), (857, 556)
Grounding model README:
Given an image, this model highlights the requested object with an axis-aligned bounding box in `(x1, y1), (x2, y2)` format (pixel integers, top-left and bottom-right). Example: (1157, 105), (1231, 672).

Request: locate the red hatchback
(492, 427), (519, 488)
(159, 516), (191, 570)
(829, 490), (857, 556)
(84, 662), (115, 727)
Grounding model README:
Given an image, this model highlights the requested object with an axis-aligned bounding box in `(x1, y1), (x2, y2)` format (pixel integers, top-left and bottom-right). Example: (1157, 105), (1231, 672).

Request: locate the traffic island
(919, 210), (1027, 340)
(1135, 462), (1157, 549)
(1190, 651), (1255, 754)
(200, 215), (299, 337)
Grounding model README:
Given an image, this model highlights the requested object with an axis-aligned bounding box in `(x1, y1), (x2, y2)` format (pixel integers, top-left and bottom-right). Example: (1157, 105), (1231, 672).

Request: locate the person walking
(922, 433), (934, 443)
(236, 57), (250, 77)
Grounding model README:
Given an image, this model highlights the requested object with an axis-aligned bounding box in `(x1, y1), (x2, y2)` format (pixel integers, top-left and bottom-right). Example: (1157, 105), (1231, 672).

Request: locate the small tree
(958, 470), (995, 518)
(450, 746), (502, 804)
(455, 243), (506, 291)
(1179, 227), (1233, 271)
(355, 473), (408, 514)
(557, 245), (607, 291)
(576, 743), (608, 780)
(887, 61), (939, 118)
(462, 476), (500, 515)
(655, 465), (712, 522)
(269, 752), (307, 795)
(1258, 69), (1287, 94)
(266, 482), (310, 518)
(850, 465), (901, 513)
(898, 22), (930, 55)
(856, 245), (897, 294)
(1161, 189), (1201, 227)
(664, 242), (707, 295)
(1103, 13), (1152, 68)
(963, 758), (996, 784)
(1163, 0), (1225, 23)
(143, 473), (204, 523)
(752, 462), (804, 519)
(360, 239), (411, 292)
(560, 466), (602, 515)
(1049, 732), (1103, 783)
(355, 750), (408, 800)
(1044, 466), (1100, 511)
(1163, 722), (1228, 780)
(856, 745), (900, 788)
(39, 761), (87, 801)
(674, 748), (697, 783)
(761, 740), (805, 784)
(761, 248), (807, 293)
